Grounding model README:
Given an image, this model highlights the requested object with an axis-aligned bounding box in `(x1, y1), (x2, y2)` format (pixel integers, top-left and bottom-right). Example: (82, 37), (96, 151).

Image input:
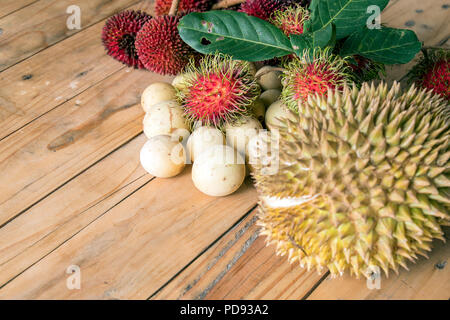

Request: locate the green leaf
(290, 23), (333, 57)
(340, 27), (422, 64)
(178, 10), (294, 61)
(310, 0), (389, 39)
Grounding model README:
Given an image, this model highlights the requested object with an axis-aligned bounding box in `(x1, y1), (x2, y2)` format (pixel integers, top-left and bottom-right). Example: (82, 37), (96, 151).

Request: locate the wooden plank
(0, 134), (152, 286)
(0, 67), (171, 227)
(0, 0), (154, 140)
(0, 171), (257, 299)
(153, 210), (324, 300)
(0, 0), (37, 19)
(0, 0), (141, 71)
(308, 230), (450, 300)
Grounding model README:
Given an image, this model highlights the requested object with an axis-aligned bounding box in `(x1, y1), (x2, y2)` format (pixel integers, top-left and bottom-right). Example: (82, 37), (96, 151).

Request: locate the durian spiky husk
(251, 81), (450, 278)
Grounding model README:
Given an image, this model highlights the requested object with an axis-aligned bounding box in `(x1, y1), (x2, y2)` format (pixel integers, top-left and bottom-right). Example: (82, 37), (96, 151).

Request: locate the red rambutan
(270, 5), (309, 36)
(281, 49), (353, 112)
(347, 55), (385, 82)
(135, 15), (199, 75)
(176, 54), (261, 128)
(240, 0), (308, 21)
(101, 10), (151, 69)
(407, 48), (449, 100)
(155, 0), (212, 16)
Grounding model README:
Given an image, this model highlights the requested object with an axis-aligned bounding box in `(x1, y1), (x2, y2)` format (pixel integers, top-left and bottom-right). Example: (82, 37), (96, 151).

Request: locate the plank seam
(0, 175), (156, 290)
(301, 271), (330, 300)
(0, 0), (143, 73)
(0, 131), (145, 230)
(0, 0), (40, 20)
(148, 203), (259, 300)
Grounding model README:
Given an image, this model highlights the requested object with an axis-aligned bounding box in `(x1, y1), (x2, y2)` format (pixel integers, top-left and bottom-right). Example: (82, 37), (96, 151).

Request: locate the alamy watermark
(66, 5), (81, 30)
(66, 265), (81, 290)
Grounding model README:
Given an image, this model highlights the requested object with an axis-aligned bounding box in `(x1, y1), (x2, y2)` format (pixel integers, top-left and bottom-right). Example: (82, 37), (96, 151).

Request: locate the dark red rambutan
(155, 0), (212, 16)
(101, 10), (151, 69)
(347, 55), (385, 82)
(135, 15), (199, 75)
(407, 49), (449, 100)
(176, 54), (260, 128)
(240, 0), (308, 21)
(281, 49), (353, 112)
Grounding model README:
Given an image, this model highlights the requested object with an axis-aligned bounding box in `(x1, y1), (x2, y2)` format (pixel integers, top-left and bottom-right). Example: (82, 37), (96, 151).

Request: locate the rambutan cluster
(281, 49), (353, 112)
(154, 0), (212, 16)
(102, 9), (199, 75)
(407, 48), (449, 100)
(176, 54), (261, 128)
(101, 10), (151, 69)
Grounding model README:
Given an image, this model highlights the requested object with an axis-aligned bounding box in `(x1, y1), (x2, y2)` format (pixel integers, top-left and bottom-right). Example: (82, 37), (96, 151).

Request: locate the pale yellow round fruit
(225, 116), (263, 159)
(192, 145), (246, 197)
(265, 100), (296, 129)
(141, 82), (177, 112)
(255, 66), (282, 90)
(143, 100), (190, 139)
(187, 126), (225, 162)
(140, 135), (186, 178)
(260, 89), (281, 107)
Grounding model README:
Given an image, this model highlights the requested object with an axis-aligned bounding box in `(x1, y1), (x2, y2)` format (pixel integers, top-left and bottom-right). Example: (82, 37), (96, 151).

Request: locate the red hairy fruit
(101, 10), (151, 69)
(135, 15), (199, 75)
(240, 0), (307, 21)
(407, 49), (449, 101)
(155, 0), (212, 16)
(347, 55), (385, 82)
(421, 59), (450, 100)
(282, 49), (353, 113)
(176, 54), (260, 128)
(271, 5), (309, 36)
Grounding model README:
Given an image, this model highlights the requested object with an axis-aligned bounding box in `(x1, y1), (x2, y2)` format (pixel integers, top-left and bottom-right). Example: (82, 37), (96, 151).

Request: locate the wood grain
(0, 0), (141, 71)
(153, 210), (324, 300)
(308, 230), (450, 300)
(0, 0), (155, 140)
(0, 171), (257, 299)
(0, 0), (37, 19)
(0, 134), (152, 286)
(0, 67), (171, 226)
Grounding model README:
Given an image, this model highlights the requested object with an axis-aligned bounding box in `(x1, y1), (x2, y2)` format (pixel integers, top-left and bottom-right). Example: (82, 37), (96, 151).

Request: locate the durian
(250, 82), (450, 278)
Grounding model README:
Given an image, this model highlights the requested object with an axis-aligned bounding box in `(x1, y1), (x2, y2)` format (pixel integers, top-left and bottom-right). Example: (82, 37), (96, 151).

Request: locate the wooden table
(0, 0), (449, 300)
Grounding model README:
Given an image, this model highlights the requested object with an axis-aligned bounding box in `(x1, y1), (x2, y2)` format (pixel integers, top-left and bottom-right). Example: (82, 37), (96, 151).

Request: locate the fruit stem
(212, 0), (245, 10)
(169, 0), (180, 16)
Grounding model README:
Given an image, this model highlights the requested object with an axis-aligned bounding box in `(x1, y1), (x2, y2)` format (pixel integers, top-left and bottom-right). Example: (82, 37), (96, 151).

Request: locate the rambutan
(176, 54), (261, 128)
(407, 48), (449, 100)
(101, 10), (151, 69)
(135, 15), (199, 75)
(154, 0), (212, 16)
(270, 4), (309, 36)
(240, 0), (307, 21)
(281, 49), (353, 113)
(347, 55), (385, 82)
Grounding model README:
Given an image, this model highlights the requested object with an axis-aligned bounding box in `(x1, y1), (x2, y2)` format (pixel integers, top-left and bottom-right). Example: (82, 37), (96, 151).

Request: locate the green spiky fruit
(251, 82), (450, 278)
(176, 54), (260, 129)
(281, 49), (354, 113)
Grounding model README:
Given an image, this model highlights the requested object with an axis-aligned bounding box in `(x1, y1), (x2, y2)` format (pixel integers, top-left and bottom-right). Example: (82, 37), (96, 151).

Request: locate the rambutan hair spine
(281, 48), (355, 113)
(175, 54), (261, 130)
(270, 4), (310, 36)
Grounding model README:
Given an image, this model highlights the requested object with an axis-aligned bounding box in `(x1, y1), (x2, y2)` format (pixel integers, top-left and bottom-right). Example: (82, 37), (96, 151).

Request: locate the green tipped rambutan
(270, 4), (309, 36)
(281, 49), (353, 113)
(154, 0), (212, 16)
(135, 15), (199, 75)
(176, 54), (261, 129)
(407, 48), (449, 100)
(101, 10), (151, 69)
